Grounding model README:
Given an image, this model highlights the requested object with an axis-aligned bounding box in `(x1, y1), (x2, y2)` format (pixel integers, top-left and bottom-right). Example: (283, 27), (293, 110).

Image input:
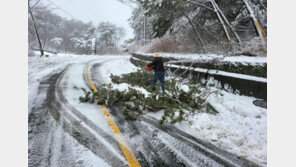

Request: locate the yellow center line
(85, 63), (141, 167)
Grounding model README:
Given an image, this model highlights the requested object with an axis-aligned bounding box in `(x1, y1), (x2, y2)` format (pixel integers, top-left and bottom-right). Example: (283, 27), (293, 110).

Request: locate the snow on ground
(111, 83), (151, 98)
(96, 58), (151, 97)
(29, 54), (129, 166)
(50, 117), (111, 167)
(102, 58), (267, 166)
(188, 78), (267, 165)
(97, 57), (139, 83)
(169, 64), (267, 83)
(136, 52), (267, 65)
(148, 86), (266, 165)
(29, 54), (267, 165)
(28, 52), (124, 113)
(61, 62), (128, 164)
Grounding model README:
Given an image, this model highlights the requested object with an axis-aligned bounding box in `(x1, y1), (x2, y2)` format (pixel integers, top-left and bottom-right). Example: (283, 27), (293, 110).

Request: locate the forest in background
(28, 0), (126, 55)
(28, 0), (267, 56)
(127, 0), (267, 56)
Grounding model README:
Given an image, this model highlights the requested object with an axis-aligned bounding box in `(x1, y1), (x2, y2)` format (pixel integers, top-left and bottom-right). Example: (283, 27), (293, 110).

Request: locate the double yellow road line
(85, 63), (141, 167)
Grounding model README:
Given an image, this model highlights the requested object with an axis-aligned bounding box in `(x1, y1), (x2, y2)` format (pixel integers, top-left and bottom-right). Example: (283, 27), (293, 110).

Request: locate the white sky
(44, 0), (134, 41)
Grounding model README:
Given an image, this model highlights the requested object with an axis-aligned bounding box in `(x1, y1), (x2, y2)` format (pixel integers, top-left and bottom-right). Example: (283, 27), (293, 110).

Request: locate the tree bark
(29, 5), (44, 56)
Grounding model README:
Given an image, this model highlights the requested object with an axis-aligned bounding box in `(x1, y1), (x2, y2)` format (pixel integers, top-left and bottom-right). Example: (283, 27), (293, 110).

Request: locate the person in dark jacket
(148, 53), (165, 92)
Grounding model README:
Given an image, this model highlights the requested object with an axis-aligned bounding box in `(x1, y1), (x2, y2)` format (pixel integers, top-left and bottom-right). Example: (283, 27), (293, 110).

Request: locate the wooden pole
(28, 5), (44, 56)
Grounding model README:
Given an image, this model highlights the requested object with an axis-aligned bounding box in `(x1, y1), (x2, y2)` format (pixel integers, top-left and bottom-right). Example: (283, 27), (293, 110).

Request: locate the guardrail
(130, 53), (267, 100)
(30, 48), (57, 55)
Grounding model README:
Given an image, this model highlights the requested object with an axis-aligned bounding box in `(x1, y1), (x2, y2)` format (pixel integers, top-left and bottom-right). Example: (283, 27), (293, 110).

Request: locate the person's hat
(153, 53), (160, 57)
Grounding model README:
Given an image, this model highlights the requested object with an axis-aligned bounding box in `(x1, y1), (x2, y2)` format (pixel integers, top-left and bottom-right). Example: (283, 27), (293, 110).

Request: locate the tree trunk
(183, 12), (206, 53)
(28, 6), (44, 56)
(212, 1), (242, 49)
(242, 0), (267, 38)
(209, 0), (231, 42)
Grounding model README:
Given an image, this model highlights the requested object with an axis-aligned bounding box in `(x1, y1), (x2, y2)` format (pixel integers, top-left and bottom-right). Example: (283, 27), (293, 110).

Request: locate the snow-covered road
(28, 54), (265, 167)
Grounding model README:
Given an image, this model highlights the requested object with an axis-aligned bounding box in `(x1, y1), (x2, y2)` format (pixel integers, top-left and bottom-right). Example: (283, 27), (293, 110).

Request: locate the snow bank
(184, 80), (267, 165)
(169, 64), (267, 83)
(135, 52), (266, 65)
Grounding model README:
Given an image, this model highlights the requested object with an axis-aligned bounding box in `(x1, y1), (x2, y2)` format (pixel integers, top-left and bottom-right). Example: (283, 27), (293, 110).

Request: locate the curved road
(28, 57), (261, 167)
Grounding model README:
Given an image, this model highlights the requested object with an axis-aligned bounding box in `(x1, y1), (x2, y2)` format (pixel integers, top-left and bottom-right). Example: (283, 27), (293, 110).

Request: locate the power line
(82, 0), (102, 21)
(78, 0), (103, 24)
(47, 0), (98, 25)
(114, 0), (136, 9)
(76, 0), (98, 23)
(46, 0), (79, 20)
(87, 0), (109, 20)
(83, 0), (107, 23)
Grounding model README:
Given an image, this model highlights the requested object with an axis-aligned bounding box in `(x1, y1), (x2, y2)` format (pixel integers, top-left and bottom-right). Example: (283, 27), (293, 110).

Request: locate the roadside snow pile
(143, 81), (267, 165)
(177, 79), (267, 165)
(135, 52), (266, 65)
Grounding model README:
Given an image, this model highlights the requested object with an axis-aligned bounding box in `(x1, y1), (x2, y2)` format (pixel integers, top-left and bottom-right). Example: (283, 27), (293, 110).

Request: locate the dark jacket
(148, 57), (165, 72)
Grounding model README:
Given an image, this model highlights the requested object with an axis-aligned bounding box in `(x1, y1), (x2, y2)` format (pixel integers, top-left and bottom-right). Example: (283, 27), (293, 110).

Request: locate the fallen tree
(79, 69), (219, 124)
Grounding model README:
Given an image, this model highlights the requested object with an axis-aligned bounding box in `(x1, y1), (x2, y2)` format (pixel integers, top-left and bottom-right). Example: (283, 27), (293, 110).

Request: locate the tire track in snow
(29, 66), (83, 167)
(46, 63), (129, 167)
(140, 116), (261, 167)
(89, 57), (262, 167)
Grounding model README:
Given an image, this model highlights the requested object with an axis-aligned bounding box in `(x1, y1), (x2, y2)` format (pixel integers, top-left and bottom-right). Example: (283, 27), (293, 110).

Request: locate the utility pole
(28, 3), (44, 57)
(92, 37), (96, 54)
(94, 38), (96, 54)
(143, 14), (146, 45)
